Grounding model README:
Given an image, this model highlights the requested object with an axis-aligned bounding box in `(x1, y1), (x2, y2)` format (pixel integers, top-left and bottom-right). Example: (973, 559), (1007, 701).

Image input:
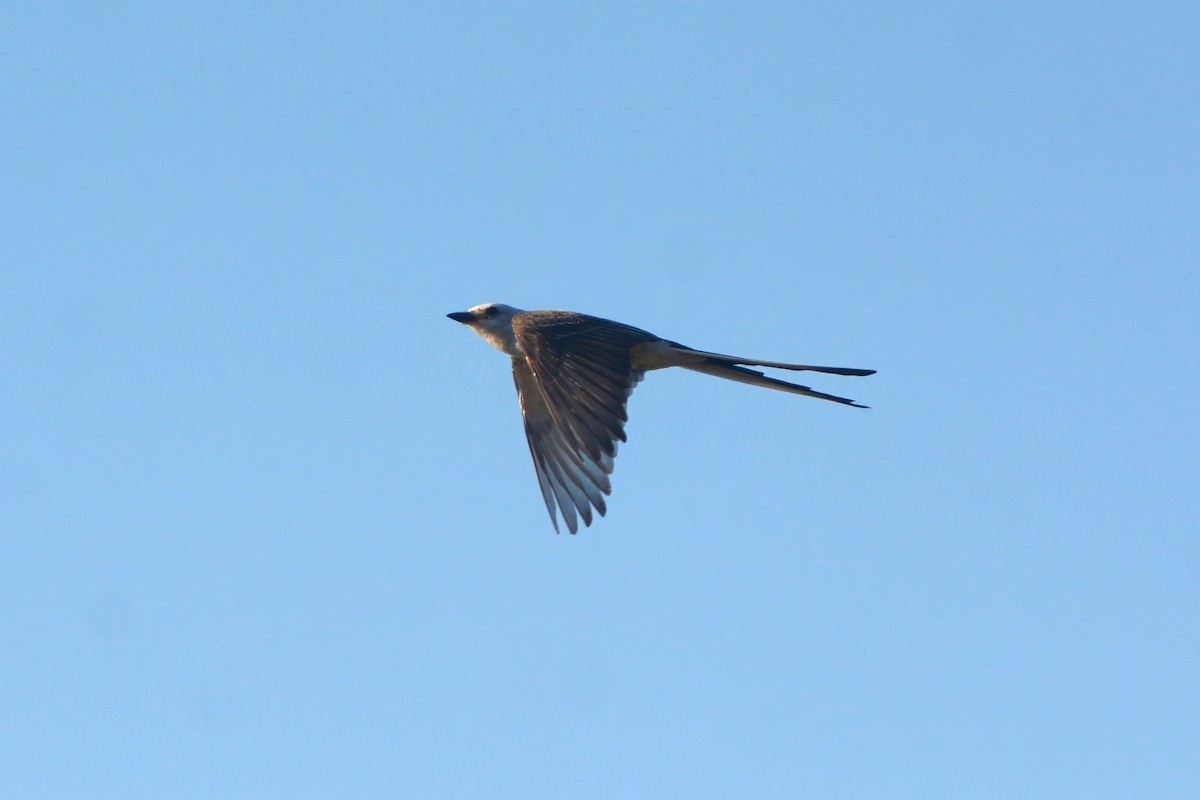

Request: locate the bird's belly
(631, 339), (694, 370)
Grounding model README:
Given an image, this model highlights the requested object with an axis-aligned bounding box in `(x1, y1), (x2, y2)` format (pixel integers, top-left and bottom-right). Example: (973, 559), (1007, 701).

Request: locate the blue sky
(3, 3), (1198, 797)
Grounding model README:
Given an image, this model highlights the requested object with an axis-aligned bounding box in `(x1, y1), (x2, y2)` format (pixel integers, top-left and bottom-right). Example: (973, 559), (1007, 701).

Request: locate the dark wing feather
(511, 311), (656, 533)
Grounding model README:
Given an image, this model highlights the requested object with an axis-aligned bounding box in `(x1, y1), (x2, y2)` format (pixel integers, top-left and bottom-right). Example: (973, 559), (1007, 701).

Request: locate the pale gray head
(447, 302), (526, 355)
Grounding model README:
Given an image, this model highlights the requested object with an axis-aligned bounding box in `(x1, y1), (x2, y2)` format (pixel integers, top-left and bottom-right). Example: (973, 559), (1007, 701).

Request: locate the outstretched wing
(511, 311), (657, 533)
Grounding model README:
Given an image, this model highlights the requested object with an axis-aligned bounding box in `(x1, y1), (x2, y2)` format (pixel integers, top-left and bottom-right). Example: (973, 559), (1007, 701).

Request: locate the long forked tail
(670, 346), (875, 408)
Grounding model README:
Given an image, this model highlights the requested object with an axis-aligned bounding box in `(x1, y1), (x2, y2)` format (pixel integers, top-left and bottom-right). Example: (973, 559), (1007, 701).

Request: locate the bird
(448, 303), (874, 534)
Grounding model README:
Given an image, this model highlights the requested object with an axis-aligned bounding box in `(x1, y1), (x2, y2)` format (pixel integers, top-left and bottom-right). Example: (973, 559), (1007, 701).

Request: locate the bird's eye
(484, 305), (499, 317)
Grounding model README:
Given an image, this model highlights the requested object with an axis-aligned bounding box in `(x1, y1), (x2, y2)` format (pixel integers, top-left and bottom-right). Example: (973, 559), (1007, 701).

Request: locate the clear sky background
(3, 3), (1198, 798)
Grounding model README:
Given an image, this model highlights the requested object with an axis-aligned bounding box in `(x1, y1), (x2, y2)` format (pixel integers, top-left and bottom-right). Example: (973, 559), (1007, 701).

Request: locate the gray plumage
(448, 303), (874, 533)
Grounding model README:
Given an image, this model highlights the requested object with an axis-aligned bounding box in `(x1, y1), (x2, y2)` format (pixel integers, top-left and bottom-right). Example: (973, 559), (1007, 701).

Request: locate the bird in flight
(448, 303), (874, 534)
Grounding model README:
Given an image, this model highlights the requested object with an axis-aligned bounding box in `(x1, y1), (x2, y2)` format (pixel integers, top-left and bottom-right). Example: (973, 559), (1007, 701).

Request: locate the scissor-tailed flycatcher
(448, 303), (874, 534)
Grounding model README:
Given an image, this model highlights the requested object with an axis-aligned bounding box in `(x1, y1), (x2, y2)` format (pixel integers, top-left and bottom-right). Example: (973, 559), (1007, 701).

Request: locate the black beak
(447, 311), (475, 324)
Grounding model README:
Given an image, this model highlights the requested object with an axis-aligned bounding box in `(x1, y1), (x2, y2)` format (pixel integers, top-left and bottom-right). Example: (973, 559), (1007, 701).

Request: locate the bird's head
(447, 303), (524, 355)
